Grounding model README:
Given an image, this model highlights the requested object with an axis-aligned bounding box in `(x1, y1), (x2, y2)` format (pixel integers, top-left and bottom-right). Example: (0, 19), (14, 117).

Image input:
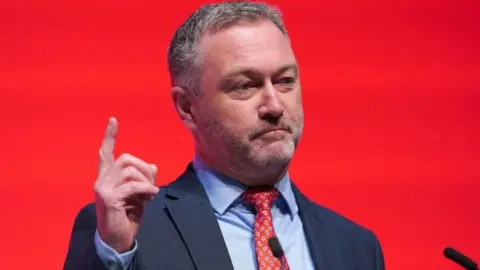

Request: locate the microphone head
(268, 237), (285, 258)
(444, 247), (478, 270)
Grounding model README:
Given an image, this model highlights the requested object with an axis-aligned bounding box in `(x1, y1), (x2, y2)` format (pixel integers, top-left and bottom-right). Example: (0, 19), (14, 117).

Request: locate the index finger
(99, 117), (118, 172)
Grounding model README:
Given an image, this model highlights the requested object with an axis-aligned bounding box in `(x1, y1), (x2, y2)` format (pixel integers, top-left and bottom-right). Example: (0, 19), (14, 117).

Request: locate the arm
(94, 229), (137, 269)
(64, 118), (158, 270)
(373, 233), (385, 270)
(63, 204), (137, 270)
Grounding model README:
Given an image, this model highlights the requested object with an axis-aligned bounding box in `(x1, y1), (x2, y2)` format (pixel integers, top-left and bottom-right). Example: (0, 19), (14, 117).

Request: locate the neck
(195, 151), (290, 187)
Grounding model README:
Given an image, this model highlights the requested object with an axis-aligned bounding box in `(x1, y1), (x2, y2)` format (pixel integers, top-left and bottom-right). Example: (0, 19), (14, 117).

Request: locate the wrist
(98, 230), (135, 254)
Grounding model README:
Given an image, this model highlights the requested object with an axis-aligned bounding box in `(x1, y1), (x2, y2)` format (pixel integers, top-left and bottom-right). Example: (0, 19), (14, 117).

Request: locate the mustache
(249, 123), (292, 140)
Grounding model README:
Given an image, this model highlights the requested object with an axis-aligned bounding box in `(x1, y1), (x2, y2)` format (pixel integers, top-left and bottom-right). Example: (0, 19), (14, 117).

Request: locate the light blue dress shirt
(94, 157), (315, 270)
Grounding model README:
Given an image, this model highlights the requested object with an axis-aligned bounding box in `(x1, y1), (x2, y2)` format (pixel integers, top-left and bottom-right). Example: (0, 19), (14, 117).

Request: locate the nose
(258, 83), (284, 120)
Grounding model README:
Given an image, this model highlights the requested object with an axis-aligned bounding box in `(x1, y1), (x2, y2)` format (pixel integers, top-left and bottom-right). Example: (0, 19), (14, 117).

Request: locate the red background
(1, 0), (479, 269)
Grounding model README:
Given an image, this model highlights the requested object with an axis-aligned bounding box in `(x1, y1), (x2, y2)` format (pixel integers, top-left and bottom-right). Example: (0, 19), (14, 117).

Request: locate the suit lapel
(292, 184), (346, 270)
(164, 164), (234, 270)
(140, 163), (345, 270)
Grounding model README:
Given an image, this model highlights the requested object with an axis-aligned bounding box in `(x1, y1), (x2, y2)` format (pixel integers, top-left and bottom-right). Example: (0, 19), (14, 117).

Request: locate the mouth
(251, 127), (289, 140)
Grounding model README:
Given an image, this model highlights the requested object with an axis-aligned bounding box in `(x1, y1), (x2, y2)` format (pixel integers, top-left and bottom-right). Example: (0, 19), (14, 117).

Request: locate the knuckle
(93, 182), (100, 192)
(148, 165), (156, 175)
(118, 153), (132, 162)
(122, 166), (135, 179)
(125, 182), (136, 193)
(94, 182), (106, 194)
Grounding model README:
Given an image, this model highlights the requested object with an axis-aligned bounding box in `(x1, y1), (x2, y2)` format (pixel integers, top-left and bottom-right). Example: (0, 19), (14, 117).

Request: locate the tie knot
(241, 187), (280, 212)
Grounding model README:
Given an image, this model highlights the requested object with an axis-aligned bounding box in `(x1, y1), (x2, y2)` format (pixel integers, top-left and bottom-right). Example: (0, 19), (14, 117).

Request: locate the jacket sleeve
(373, 233), (385, 270)
(63, 203), (137, 270)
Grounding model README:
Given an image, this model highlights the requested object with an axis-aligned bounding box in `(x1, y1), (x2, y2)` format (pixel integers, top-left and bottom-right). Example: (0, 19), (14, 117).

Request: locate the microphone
(268, 236), (286, 270)
(444, 247), (478, 270)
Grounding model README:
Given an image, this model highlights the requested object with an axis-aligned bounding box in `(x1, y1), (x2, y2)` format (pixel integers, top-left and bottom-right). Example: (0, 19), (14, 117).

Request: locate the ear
(171, 86), (198, 130)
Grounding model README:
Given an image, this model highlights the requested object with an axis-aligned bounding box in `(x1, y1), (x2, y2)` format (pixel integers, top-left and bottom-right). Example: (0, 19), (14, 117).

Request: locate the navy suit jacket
(64, 163), (385, 270)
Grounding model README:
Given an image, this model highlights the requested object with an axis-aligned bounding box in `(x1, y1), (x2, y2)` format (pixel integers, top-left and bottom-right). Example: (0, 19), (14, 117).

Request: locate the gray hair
(167, 1), (288, 96)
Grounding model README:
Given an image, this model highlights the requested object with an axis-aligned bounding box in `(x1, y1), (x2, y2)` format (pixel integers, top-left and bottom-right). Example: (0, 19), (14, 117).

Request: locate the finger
(99, 117), (118, 173)
(147, 164), (158, 201)
(119, 166), (151, 185)
(114, 153), (155, 181)
(150, 164), (157, 186)
(116, 181), (159, 199)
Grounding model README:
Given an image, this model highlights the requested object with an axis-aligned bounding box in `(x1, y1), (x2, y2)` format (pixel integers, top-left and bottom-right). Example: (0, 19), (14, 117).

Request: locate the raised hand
(94, 117), (159, 253)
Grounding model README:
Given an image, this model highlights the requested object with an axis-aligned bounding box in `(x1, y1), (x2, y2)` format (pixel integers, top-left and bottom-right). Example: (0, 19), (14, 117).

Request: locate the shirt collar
(192, 156), (298, 219)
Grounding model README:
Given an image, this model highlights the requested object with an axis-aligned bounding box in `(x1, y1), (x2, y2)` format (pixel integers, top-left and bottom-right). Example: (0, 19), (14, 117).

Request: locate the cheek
(214, 95), (252, 121)
(284, 91), (303, 117)
(198, 98), (253, 132)
(231, 105), (252, 124)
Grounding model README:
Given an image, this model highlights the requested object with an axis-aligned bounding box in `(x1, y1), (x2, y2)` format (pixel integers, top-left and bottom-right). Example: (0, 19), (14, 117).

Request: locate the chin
(250, 141), (295, 167)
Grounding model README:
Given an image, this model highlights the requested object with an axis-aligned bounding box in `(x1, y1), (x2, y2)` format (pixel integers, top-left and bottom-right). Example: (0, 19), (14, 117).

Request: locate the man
(64, 2), (385, 270)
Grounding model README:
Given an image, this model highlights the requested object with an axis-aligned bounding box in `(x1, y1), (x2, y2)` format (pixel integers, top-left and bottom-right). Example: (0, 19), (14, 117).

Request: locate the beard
(196, 113), (304, 180)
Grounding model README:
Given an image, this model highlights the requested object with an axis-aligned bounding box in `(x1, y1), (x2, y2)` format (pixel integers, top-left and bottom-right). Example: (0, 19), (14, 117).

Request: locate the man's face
(192, 20), (304, 175)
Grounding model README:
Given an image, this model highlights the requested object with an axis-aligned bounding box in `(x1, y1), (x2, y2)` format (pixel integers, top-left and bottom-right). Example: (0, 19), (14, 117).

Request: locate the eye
(276, 77), (296, 84)
(233, 81), (256, 91)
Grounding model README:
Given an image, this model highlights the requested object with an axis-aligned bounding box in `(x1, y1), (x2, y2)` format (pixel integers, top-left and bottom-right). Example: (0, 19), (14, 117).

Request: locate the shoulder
(293, 185), (382, 248)
(292, 183), (378, 241)
(303, 197), (385, 267)
(309, 201), (378, 241)
(70, 203), (97, 231)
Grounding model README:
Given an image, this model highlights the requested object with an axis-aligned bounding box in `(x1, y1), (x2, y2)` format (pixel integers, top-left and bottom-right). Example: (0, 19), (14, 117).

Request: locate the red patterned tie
(242, 187), (290, 270)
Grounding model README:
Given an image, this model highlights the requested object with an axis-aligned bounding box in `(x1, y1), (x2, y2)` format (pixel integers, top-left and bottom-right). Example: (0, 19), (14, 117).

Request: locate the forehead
(198, 20), (296, 76)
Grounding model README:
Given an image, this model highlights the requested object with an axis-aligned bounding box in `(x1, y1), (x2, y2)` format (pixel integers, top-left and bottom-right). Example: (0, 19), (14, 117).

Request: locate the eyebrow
(222, 63), (298, 80)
